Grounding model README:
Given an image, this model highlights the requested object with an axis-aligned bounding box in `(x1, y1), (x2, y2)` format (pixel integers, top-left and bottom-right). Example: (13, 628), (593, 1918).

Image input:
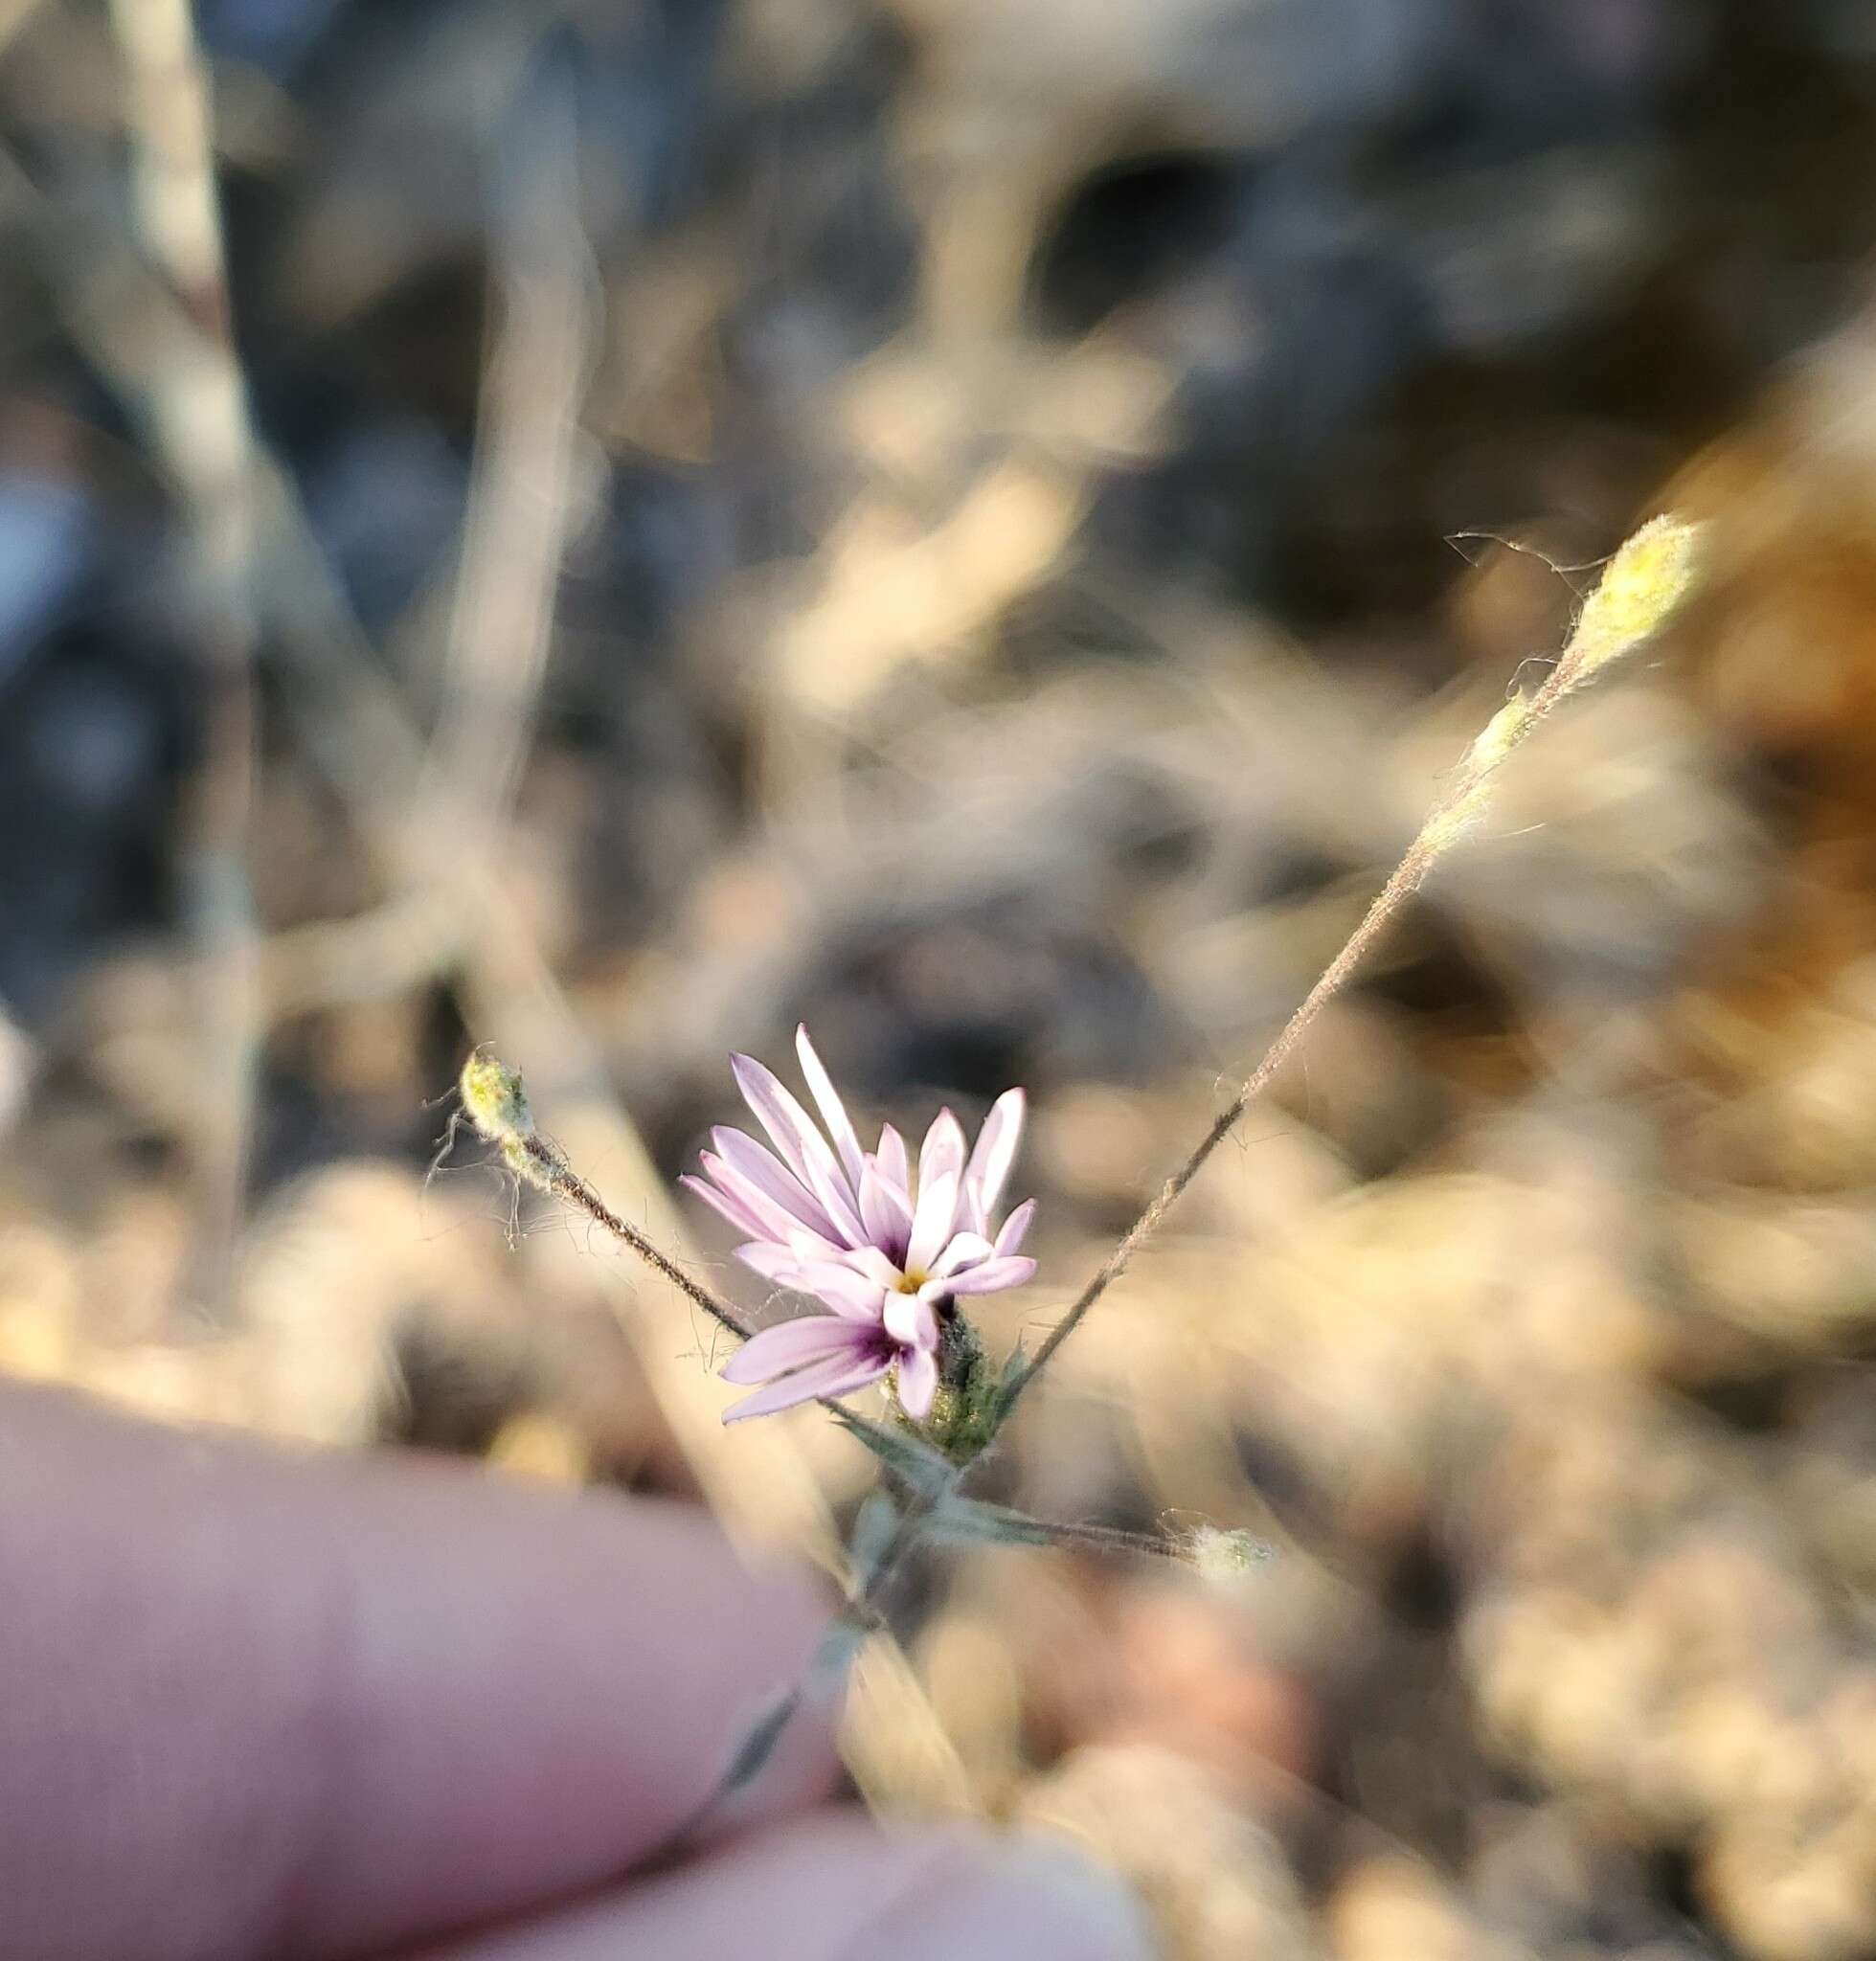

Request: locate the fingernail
(877, 1837), (1155, 1961)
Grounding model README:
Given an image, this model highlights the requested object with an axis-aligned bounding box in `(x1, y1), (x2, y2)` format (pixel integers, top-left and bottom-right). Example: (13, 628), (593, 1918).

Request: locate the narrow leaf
(927, 1495), (1061, 1549)
(716, 1687), (802, 1796)
(804, 1614), (870, 1709)
(848, 1489), (900, 1589)
(991, 1348), (1033, 1419)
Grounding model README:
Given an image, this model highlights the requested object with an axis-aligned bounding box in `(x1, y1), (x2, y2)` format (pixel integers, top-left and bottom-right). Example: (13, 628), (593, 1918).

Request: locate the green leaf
(716, 1687), (802, 1796)
(990, 1348), (1033, 1420)
(803, 1614), (870, 1709)
(831, 1409), (956, 1497)
(927, 1496), (1060, 1549)
(848, 1489), (900, 1588)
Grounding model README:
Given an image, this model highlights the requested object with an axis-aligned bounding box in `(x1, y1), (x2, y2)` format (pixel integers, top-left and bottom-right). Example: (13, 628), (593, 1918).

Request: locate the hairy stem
(996, 832), (1440, 1424)
(520, 1137), (755, 1343)
(992, 511), (1702, 1429)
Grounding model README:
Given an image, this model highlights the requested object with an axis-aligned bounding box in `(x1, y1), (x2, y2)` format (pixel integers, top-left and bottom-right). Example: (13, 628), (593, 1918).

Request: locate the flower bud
(1567, 513), (1702, 680)
(1185, 1524), (1272, 1586)
(460, 1047), (534, 1146)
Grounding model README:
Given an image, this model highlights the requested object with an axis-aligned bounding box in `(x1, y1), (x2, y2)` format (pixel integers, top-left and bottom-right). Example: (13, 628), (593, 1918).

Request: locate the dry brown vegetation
(1, 3), (1874, 1956)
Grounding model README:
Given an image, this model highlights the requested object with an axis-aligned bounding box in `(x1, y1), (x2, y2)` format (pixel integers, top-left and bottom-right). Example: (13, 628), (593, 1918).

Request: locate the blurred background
(3, 1), (1876, 1954)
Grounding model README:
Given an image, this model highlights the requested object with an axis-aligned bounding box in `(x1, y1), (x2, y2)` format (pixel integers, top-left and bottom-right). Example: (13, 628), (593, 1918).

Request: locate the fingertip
(884, 1835), (1157, 1961)
(0, 1380), (846, 1959)
(411, 1813), (1155, 1961)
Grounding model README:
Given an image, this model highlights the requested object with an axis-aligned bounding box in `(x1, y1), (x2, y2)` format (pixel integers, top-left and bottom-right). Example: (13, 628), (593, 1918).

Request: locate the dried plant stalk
(105, 0), (262, 1311)
(996, 514), (1703, 1422)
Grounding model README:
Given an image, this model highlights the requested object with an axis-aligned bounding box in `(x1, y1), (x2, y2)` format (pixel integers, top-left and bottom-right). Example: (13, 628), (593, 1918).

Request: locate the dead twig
(105, 0), (262, 1317)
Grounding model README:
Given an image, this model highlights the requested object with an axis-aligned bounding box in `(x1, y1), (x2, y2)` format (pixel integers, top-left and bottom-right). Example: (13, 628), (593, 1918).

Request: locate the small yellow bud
(1463, 698), (1531, 778)
(460, 1046), (534, 1146)
(1567, 513), (1702, 677)
(1186, 1524), (1271, 1586)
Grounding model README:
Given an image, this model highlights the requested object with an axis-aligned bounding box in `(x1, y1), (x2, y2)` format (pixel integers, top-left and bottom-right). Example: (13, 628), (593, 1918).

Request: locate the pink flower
(684, 1026), (1037, 1422)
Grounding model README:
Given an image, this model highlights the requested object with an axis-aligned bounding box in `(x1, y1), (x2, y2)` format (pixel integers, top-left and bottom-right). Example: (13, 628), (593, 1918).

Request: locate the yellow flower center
(894, 1269), (928, 1293)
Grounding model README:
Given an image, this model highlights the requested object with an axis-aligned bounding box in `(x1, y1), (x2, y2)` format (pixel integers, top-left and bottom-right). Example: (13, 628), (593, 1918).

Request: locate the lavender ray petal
(883, 1288), (938, 1352)
(730, 1053), (869, 1247)
(711, 1126), (838, 1239)
(791, 1260), (891, 1322)
(926, 1230), (993, 1282)
(680, 1171), (770, 1242)
(938, 1254), (1037, 1296)
(993, 1198), (1036, 1258)
(918, 1108), (967, 1201)
(875, 1123), (909, 1192)
(834, 1245), (906, 1291)
(697, 1152), (834, 1253)
(858, 1161), (914, 1266)
(730, 1052), (820, 1177)
(721, 1352), (893, 1422)
(905, 1167), (961, 1277)
(795, 1026), (866, 1185)
(895, 1344), (938, 1421)
(719, 1313), (875, 1385)
(964, 1088), (1025, 1233)
(735, 1241), (802, 1285)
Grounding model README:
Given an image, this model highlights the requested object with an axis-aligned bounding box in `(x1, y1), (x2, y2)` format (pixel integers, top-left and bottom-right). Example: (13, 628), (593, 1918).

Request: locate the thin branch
(520, 1136), (755, 1345)
(999, 835), (1439, 1421)
(992, 512), (1701, 1428)
(414, 72), (598, 856)
(105, 0), (263, 1313)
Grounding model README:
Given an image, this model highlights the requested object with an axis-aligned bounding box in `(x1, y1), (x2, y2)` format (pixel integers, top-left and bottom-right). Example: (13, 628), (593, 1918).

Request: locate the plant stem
(996, 832), (1442, 1424)
(520, 1136), (755, 1343)
(992, 510), (1702, 1429)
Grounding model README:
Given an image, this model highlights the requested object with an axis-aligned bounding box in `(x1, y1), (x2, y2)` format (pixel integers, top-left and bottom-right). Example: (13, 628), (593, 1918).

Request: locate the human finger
(0, 1382), (837, 1961)
(404, 1811), (1155, 1961)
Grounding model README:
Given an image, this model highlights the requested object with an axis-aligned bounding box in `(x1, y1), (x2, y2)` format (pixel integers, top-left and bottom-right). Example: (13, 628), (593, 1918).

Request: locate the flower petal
(895, 1344), (938, 1421)
(939, 1254), (1037, 1297)
(719, 1312), (875, 1384)
(905, 1167), (960, 1276)
(927, 1231), (993, 1282)
(711, 1127), (837, 1239)
(918, 1108), (967, 1200)
(831, 1244), (904, 1292)
(731, 1052), (868, 1247)
(964, 1089), (1025, 1232)
(680, 1170), (770, 1243)
(796, 1026), (865, 1185)
(721, 1352), (891, 1422)
(735, 1242), (801, 1286)
(883, 1288), (938, 1352)
(993, 1198), (1035, 1257)
(729, 1051), (821, 1174)
(792, 1261), (891, 1322)
(696, 1152), (835, 1254)
(858, 1161), (914, 1265)
(875, 1124), (909, 1193)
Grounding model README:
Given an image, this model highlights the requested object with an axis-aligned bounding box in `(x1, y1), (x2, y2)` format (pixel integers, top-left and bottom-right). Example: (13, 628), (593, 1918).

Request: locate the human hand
(0, 1382), (1149, 1960)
